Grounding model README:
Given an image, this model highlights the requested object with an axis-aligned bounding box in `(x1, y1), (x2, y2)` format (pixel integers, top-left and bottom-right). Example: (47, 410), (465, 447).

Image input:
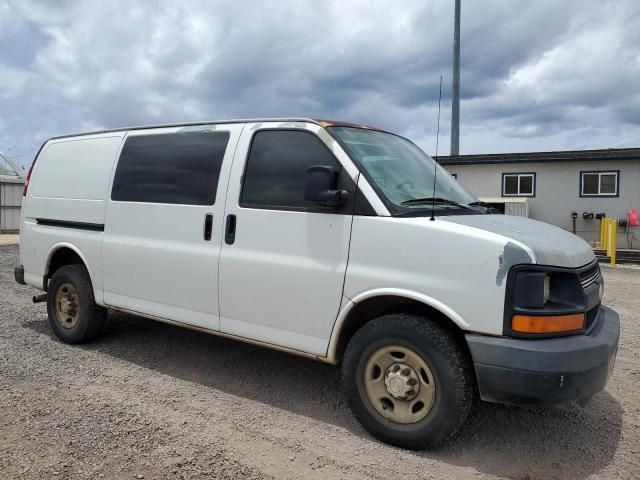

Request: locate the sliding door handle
(225, 214), (237, 245)
(203, 214), (213, 241)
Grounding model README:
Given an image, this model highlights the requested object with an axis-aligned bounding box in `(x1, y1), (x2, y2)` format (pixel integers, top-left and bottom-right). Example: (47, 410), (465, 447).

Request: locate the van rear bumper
(465, 305), (619, 406)
(14, 265), (26, 285)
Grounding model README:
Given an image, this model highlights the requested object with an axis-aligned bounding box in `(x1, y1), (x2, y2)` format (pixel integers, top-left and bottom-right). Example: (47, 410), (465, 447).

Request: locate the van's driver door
(218, 123), (356, 355)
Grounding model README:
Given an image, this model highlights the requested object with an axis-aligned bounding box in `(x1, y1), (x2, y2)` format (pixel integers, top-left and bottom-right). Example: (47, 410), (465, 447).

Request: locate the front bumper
(466, 305), (619, 406)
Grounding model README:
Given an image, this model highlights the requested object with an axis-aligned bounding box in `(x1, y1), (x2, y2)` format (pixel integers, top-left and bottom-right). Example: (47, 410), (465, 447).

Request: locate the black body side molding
(35, 218), (105, 232)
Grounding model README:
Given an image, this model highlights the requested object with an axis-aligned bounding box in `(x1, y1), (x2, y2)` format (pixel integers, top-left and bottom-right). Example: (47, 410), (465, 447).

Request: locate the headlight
(511, 270), (582, 309)
(505, 266), (586, 337)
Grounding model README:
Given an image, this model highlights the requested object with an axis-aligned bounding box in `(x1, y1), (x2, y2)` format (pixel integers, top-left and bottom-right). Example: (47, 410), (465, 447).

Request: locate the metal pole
(450, 0), (461, 156)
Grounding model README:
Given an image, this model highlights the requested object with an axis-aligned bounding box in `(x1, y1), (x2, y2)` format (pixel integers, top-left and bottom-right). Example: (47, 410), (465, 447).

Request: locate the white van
(15, 118), (619, 449)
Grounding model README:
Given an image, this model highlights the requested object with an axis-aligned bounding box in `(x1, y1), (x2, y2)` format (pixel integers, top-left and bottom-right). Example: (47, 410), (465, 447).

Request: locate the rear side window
(240, 130), (340, 209)
(111, 131), (230, 205)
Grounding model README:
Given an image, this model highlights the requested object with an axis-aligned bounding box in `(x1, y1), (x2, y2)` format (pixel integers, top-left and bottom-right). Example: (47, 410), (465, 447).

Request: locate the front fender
(325, 288), (470, 364)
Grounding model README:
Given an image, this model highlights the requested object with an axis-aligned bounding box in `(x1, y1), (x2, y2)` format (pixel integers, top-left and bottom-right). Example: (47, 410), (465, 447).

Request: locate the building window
(502, 173), (535, 197)
(580, 171), (619, 197)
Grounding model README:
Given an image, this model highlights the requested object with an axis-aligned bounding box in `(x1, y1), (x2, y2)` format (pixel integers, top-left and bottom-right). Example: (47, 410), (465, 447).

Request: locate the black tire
(46, 264), (107, 344)
(341, 313), (473, 449)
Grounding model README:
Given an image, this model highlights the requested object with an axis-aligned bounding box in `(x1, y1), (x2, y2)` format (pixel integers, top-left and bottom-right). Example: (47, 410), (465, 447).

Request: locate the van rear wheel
(341, 313), (473, 449)
(46, 264), (107, 344)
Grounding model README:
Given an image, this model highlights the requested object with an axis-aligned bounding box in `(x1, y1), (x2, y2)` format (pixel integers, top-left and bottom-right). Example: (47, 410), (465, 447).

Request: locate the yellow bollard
(611, 220), (617, 266)
(599, 217), (605, 247)
(605, 219), (616, 266)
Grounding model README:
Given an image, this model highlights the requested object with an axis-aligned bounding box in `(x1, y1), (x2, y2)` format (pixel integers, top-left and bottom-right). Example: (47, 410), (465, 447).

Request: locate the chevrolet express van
(15, 118), (619, 449)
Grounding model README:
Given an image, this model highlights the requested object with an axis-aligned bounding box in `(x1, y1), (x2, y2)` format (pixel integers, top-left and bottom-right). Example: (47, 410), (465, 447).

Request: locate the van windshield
(329, 127), (480, 215)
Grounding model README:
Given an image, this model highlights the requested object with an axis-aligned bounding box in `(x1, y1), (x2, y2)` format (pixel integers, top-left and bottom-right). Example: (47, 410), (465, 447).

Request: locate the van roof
(47, 118), (385, 141)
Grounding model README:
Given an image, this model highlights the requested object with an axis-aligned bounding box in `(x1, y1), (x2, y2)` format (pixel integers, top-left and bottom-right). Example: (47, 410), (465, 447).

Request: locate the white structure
(477, 197), (529, 217)
(0, 151), (25, 232)
(0, 150), (26, 179)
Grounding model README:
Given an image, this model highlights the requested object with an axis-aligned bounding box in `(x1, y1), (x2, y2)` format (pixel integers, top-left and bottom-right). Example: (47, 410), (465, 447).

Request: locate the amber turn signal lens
(512, 313), (584, 334)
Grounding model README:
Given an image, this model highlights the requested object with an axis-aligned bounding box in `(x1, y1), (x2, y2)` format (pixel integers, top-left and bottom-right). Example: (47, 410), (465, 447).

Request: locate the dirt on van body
(1, 243), (639, 480)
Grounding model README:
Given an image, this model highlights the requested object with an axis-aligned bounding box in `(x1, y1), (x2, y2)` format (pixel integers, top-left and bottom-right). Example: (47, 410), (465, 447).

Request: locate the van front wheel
(341, 314), (473, 449)
(46, 264), (107, 344)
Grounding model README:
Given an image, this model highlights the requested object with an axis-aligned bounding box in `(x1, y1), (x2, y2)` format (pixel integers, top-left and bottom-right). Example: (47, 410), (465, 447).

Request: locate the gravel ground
(0, 234), (19, 245)
(1, 243), (639, 480)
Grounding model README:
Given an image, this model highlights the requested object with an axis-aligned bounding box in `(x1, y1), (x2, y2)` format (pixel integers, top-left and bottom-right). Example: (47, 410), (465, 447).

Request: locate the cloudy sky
(1, 0), (639, 167)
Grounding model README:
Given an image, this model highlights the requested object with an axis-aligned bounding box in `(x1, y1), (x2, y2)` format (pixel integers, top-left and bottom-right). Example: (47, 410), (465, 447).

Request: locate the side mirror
(304, 165), (348, 207)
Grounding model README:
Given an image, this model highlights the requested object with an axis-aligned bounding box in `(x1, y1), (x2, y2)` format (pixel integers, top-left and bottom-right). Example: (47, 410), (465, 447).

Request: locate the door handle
(203, 214), (213, 241)
(225, 214), (236, 245)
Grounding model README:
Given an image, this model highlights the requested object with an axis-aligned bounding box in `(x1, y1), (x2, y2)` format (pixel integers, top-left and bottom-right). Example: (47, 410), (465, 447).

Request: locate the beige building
(437, 148), (640, 249)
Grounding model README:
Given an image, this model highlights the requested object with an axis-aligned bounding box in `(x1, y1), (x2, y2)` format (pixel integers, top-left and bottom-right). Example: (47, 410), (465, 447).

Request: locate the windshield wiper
(468, 201), (492, 208)
(468, 201), (501, 214)
(400, 197), (473, 210)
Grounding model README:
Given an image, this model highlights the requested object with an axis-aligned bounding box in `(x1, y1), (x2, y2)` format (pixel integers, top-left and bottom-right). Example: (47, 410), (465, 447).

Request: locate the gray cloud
(1, 0), (640, 166)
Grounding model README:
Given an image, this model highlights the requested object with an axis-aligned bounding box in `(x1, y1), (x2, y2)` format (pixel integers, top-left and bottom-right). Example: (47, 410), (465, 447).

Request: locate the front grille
(579, 262), (601, 289)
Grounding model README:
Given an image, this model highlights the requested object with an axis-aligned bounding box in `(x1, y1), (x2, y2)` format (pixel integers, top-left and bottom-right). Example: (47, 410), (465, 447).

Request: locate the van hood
(442, 214), (595, 269)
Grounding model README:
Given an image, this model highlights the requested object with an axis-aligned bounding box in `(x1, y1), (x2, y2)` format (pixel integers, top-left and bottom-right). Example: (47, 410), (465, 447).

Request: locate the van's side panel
(101, 125), (244, 332)
(20, 134), (125, 298)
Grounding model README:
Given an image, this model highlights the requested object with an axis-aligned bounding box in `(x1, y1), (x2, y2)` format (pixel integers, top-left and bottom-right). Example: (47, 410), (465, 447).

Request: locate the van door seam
(217, 123), (248, 324)
(325, 173), (359, 357)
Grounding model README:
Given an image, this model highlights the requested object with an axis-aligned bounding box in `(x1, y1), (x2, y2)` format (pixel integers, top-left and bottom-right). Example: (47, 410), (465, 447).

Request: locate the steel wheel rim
(363, 344), (436, 424)
(55, 282), (80, 329)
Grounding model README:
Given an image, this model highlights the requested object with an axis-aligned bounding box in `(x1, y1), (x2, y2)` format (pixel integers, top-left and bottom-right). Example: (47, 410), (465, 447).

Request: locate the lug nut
(402, 368), (411, 376)
(408, 378), (417, 386)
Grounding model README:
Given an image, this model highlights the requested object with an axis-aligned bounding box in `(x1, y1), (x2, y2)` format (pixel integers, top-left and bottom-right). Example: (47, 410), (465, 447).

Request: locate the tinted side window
(240, 130), (340, 209)
(111, 131), (230, 205)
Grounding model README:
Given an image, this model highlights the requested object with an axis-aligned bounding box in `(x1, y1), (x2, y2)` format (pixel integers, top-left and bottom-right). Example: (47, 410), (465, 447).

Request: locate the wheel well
(46, 247), (85, 289)
(335, 295), (473, 365)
